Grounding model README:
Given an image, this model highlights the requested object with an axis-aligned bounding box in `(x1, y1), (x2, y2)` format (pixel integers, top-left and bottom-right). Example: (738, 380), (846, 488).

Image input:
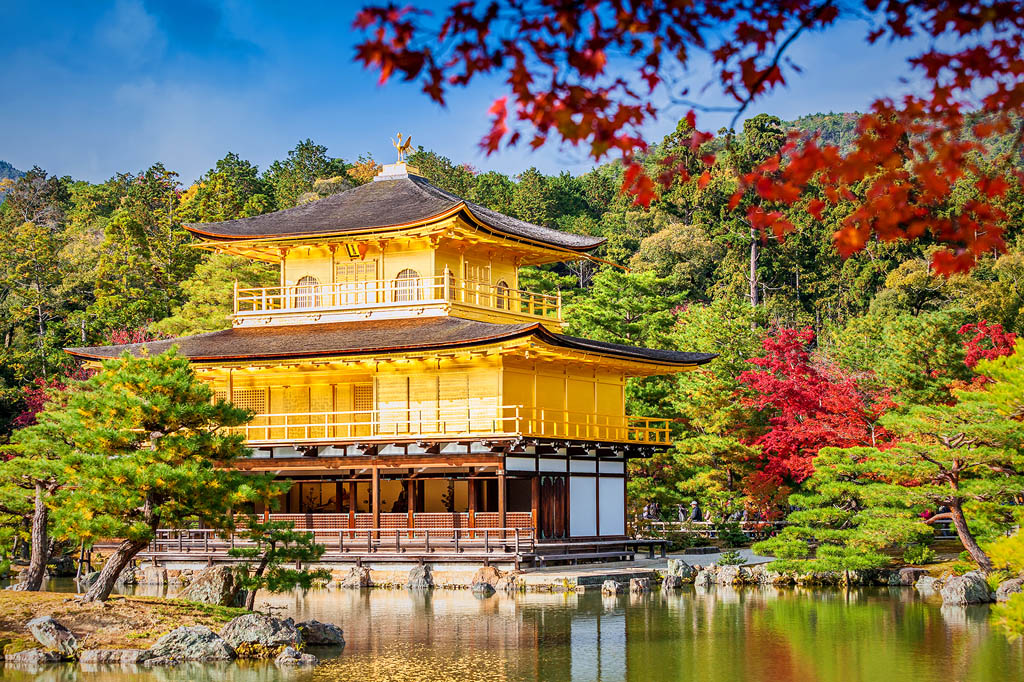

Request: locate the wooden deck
(112, 527), (666, 570)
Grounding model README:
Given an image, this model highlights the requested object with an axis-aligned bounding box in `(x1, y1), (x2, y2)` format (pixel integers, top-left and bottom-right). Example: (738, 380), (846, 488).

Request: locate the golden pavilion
(69, 157), (713, 560)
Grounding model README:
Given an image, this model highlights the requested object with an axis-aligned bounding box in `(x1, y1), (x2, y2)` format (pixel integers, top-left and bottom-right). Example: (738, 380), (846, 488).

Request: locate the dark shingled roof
(65, 317), (716, 367)
(184, 174), (605, 251)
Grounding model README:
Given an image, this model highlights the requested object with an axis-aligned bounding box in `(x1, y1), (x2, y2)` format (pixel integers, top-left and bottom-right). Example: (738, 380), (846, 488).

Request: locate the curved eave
(64, 322), (715, 369)
(184, 205), (604, 254)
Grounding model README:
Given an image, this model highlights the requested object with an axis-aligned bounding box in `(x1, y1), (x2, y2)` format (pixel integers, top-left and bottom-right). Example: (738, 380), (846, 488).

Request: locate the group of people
(640, 500), (762, 525)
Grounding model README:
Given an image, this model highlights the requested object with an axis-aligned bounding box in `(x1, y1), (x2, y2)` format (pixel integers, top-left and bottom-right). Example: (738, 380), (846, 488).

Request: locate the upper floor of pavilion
(185, 160), (607, 332)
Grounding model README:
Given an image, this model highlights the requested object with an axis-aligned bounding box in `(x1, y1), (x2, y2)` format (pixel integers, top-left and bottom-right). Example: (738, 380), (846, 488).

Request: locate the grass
(0, 591), (248, 650)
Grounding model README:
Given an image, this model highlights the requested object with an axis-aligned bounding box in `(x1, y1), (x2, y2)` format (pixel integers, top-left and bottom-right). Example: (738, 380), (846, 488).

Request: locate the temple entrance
(538, 475), (567, 539)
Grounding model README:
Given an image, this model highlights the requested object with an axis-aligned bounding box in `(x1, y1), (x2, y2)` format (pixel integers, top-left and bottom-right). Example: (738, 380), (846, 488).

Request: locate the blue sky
(2, 1), (930, 184)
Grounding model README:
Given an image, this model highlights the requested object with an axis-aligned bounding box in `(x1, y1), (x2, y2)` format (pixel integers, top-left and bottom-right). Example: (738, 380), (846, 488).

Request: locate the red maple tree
(738, 327), (895, 486)
(958, 319), (1017, 369)
(354, 1), (1024, 273)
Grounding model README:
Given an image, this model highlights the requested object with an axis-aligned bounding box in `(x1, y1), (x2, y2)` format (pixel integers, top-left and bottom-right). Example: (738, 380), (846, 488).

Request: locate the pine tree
(27, 348), (281, 601)
(228, 517), (331, 611)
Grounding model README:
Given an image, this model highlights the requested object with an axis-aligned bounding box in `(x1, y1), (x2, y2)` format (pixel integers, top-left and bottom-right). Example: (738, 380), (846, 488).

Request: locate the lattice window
(336, 260), (378, 305)
(353, 384), (374, 412)
(214, 389), (266, 413)
(463, 262), (491, 283)
(295, 275), (320, 308)
(231, 388), (267, 413)
(393, 269), (420, 302)
(495, 280), (510, 309)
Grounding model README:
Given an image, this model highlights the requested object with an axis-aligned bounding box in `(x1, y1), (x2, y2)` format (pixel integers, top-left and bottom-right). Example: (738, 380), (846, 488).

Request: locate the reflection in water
(1, 585), (1021, 682)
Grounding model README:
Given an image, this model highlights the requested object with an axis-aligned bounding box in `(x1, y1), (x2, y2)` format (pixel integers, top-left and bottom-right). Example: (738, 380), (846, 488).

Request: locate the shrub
(715, 522), (749, 547)
(719, 550), (748, 566)
(902, 544), (936, 565)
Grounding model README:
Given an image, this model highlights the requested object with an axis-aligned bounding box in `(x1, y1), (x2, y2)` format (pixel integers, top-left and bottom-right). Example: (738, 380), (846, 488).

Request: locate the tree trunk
(749, 228), (760, 308)
(243, 553), (272, 611)
(80, 538), (150, 602)
(11, 483), (48, 592)
(949, 502), (993, 573)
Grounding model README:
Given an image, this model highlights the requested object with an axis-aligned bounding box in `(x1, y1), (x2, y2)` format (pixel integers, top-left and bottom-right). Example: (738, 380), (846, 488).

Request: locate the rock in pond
(80, 649), (153, 665)
(601, 580), (622, 596)
(662, 575), (683, 590)
(716, 565), (751, 585)
(176, 565), (236, 606)
(27, 616), (78, 657)
(494, 573), (523, 593)
(220, 613), (302, 653)
(149, 625), (235, 661)
(694, 570), (715, 588)
(996, 578), (1024, 603)
(915, 575), (943, 594)
(629, 578), (651, 593)
(471, 581), (496, 597)
(77, 571), (101, 586)
(138, 566), (168, 586)
(407, 564), (434, 590)
(471, 565), (504, 587)
(339, 566), (373, 588)
(296, 620), (344, 647)
(4, 648), (63, 665)
(940, 572), (994, 605)
(275, 646), (318, 666)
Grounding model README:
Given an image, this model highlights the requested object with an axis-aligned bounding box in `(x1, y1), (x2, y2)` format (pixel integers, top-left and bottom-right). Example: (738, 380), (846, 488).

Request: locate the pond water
(1, 583), (1021, 682)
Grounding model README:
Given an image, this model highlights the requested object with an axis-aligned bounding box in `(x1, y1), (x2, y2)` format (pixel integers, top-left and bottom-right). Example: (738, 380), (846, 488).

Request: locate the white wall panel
(570, 476), (597, 537)
(599, 477), (625, 536)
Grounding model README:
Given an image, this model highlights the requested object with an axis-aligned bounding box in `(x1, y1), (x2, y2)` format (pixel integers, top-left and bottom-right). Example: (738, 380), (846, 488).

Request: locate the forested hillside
(0, 161), (24, 201)
(1, 115), (1021, 520)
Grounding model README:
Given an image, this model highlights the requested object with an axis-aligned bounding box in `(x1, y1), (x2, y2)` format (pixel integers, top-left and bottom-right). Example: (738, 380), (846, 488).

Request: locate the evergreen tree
(228, 517), (331, 611)
(26, 348), (281, 601)
(264, 140), (346, 209)
(177, 152), (273, 223)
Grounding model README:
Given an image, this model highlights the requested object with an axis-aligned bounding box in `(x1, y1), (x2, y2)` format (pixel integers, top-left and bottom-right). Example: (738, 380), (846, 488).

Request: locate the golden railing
(233, 269), (560, 321)
(229, 405), (671, 446)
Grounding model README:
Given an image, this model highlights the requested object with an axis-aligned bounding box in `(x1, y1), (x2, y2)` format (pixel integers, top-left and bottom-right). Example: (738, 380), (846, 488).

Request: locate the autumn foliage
(354, 1), (1024, 273)
(739, 327), (895, 486)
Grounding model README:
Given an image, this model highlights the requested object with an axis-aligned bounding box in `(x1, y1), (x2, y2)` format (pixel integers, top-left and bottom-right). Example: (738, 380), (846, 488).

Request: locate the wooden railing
(143, 526), (535, 558)
(233, 269), (560, 322)
(230, 405), (671, 445)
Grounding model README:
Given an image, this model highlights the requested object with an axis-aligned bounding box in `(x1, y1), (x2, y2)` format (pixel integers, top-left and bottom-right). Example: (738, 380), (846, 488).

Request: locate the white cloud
(96, 0), (166, 63)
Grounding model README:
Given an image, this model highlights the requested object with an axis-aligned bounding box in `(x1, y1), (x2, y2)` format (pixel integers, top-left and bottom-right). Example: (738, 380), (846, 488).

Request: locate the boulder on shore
(176, 565), (236, 606)
(77, 571), (101, 586)
(601, 580), (622, 596)
(275, 646), (318, 666)
(407, 564), (434, 590)
(149, 626), (235, 661)
(80, 648), (153, 665)
(4, 648), (62, 665)
(339, 566), (373, 589)
(666, 559), (695, 580)
(296, 620), (345, 647)
(940, 572), (994, 605)
(220, 613), (302, 652)
(26, 616), (78, 657)
(996, 578), (1024, 603)
(890, 567), (930, 586)
(471, 565), (505, 587)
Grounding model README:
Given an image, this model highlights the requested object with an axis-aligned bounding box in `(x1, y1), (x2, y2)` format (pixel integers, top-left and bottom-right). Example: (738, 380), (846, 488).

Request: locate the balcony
(229, 405), (671, 446)
(231, 272), (561, 328)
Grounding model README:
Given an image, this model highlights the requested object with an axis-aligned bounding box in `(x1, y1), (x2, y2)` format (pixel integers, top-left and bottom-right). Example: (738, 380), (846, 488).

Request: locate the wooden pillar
(531, 475), (540, 532)
(468, 477), (477, 538)
(348, 482), (356, 531)
(406, 478), (415, 535)
(372, 467), (380, 537)
(226, 368), (234, 404)
(498, 469), (507, 537)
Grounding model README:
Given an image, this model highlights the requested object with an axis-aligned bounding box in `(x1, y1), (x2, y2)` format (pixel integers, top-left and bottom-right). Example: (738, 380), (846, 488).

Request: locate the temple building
(68, 156), (713, 560)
